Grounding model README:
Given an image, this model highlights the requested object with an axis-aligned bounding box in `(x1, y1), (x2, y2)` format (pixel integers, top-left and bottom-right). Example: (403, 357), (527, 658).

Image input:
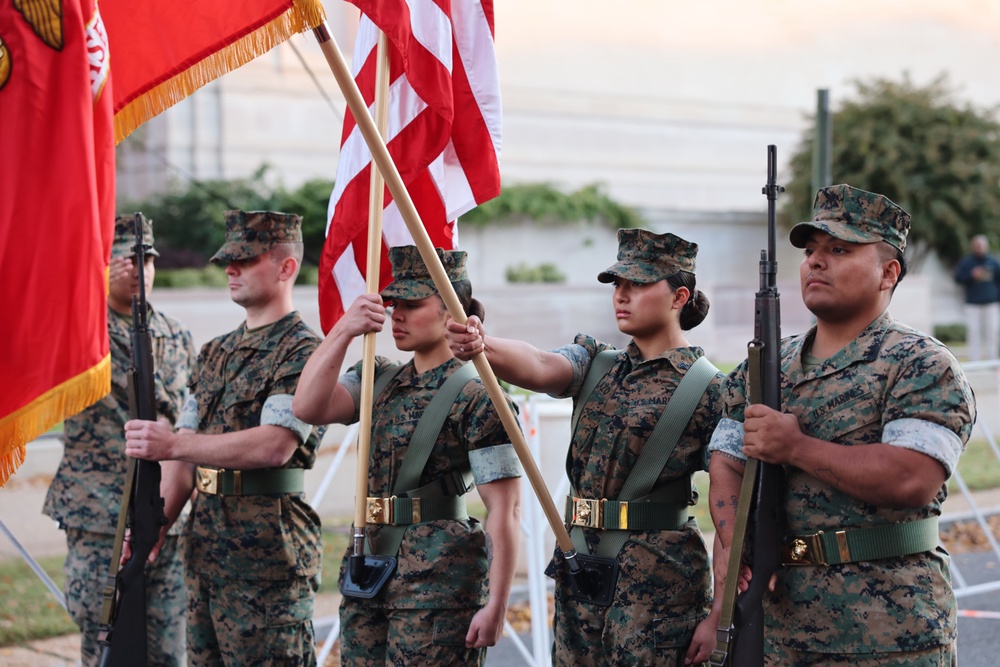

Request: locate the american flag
(319, 0), (502, 333)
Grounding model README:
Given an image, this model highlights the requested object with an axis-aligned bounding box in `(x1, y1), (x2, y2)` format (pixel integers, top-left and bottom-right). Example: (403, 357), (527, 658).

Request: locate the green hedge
(154, 265), (319, 288)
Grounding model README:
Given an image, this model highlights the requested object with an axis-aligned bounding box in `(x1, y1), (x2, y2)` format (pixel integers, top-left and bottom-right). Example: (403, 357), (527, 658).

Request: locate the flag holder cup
(340, 534), (395, 600)
(565, 551), (620, 607)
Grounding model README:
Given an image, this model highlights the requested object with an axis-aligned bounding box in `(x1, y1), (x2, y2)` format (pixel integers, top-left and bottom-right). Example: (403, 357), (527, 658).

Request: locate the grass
(956, 438), (1000, 491)
(0, 525), (352, 648)
(0, 554), (76, 647)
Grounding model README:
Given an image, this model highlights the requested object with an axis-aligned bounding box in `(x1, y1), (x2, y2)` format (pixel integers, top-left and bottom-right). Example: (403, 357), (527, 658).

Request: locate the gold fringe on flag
(113, 0), (327, 144)
(0, 355), (111, 487)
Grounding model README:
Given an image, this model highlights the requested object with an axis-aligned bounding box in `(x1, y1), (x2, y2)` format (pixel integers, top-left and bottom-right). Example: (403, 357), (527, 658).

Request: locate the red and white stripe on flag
(318, 0), (502, 334)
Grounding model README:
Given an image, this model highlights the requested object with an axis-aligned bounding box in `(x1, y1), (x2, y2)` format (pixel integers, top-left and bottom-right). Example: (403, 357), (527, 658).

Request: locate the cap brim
(210, 243), (260, 264)
(379, 281), (438, 301)
(789, 221), (881, 248)
(596, 263), (663, 284)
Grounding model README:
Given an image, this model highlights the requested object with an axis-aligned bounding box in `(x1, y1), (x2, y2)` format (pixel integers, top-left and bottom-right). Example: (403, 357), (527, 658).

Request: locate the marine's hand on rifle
(742, 404), (803, 465)
(119, 524), (168, 565)
(124, 418), (177, 461)
(445, 315), (485, 361)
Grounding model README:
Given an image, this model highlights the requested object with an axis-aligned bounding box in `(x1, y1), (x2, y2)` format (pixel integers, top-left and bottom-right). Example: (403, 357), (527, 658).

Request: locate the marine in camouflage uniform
(447, 229), (725, 667)
(43, 214), (195, 667)
(124, 211), (325, 667)
(709, 185), (975, 666)
(293, 246), (523, 666)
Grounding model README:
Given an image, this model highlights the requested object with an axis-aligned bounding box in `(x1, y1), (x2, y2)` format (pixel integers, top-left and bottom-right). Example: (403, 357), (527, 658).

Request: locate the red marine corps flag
(0, 0), (115, 486)
(319, 0), (503, 332)
(0, 0), (325, 486)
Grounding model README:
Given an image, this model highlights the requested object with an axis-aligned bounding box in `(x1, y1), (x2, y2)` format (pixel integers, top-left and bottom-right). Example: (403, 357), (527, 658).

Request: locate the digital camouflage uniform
(710, 313), (974, 662)
(544, 229), (724, 667)
(178, 210), (325, 666)
(43, 214), (195, 667)
(337, 245), (523, 667)
(546, 336), (722, 667)
(180, 311), (324, 667)
(709, 185), (976, 665)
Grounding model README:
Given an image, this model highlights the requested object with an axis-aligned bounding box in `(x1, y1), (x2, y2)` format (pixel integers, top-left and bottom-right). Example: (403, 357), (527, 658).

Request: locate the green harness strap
(371, 362), (479, 557)
(569, 354), (718, 558)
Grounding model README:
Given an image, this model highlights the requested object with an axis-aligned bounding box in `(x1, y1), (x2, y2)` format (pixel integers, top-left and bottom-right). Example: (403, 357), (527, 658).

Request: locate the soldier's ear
(879, 256), (901, 292)
(277, 255), (299, 282)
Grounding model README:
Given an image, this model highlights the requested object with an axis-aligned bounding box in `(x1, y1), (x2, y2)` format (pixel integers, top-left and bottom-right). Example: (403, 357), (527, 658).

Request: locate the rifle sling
(569, 355), (717, 559)
(371, 363), (479, 558)
(99, 455), (138, 630)
(710, 457), (759, 667)
(711, 343), (766, 667)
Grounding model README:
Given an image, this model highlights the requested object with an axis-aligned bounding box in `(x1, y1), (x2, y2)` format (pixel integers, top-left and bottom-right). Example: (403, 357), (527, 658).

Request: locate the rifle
(97, 213), (166, 667)
(711, 145), (787, 667)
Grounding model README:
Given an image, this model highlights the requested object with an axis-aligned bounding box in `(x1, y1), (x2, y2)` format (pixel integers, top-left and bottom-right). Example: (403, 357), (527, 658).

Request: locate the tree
(120, 167), (333, 268)
(783, 74), (1000, 267)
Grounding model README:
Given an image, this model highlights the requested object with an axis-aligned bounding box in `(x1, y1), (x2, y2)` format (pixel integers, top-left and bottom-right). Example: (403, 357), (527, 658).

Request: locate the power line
(288, 37), (344, 125)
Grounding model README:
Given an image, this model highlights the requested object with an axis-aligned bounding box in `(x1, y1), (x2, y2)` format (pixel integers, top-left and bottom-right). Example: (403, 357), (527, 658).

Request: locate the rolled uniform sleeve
(469, 444), (522, 485)
(460, 382), (522, 485)
(881, 344), (975, 477)
(261, 394), (314, 444)
(708, 418), (747, 462)
(175, 394), (199, 431)
(708, 361), (750, 463)
(548, 343), (592, 400)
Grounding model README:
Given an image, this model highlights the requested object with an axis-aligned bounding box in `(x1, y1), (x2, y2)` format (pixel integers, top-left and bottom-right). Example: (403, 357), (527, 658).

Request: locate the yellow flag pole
(350, 30), (391, 566)
(313, 24), (579, 559)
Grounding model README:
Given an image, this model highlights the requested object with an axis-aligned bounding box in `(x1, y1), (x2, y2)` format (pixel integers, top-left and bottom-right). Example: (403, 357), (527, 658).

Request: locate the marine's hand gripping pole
(312, 23), (596, 591)
(340, 29), (396, 600)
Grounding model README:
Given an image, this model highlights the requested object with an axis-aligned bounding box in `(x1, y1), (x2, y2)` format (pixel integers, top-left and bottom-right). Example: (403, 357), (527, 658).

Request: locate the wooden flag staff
(312, 23), (602, 587)
(341, 29), (396, 599)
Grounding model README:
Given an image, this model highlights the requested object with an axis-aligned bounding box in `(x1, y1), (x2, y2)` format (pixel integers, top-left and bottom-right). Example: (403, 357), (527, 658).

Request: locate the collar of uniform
(791, 310), (892, 382)
(397, 356), (464, 388)
(623, 339), (707, 374)
(225, 311), (302, 352)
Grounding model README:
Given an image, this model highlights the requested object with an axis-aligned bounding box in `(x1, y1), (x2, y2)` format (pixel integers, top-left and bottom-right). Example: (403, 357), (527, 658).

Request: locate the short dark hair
(876, 241), (907, 290)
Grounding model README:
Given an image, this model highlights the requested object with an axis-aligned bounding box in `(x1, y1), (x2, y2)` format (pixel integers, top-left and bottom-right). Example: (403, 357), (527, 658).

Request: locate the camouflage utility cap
(380, 245), (468, 301)
(112, 213), (159, 259)
(210, 210), (302, 263)
(789, 184), (911, 252)
(597, 228), (697, 284)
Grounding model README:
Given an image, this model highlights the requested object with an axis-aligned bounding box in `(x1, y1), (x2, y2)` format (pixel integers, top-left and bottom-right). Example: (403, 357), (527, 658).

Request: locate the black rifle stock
(97, 213), (165, 667)
(712, 146), (787, 667)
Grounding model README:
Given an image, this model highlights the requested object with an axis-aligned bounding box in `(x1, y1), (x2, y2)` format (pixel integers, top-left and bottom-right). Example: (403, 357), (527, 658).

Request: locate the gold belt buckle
(197, 467), (219, 495)
(784, 531), (827, 566)
(571, 497), (602, 529)
(366, 497), (393, 525)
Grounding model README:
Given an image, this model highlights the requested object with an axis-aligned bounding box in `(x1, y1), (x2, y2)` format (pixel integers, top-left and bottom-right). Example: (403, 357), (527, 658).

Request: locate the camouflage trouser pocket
(266, 594), (313, 628)
(432, 615), (473, 646)
(652, 612), (701, 651)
